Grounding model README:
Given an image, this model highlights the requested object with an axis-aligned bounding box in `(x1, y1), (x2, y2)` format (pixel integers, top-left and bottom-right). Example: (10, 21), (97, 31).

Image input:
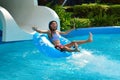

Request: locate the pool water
(0, 34), (120, 80)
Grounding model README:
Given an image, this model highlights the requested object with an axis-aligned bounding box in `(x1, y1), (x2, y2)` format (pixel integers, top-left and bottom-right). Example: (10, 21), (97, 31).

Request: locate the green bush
(90, 14), (117, 26)
(73, 4), (110, 18)
(51, 4), (120, 30)
(108, 5), (120, 17)
(102, 0), (120, 4)
(73, 4), (120, 18)
(70, 18), (91, 28)
(53, 5), (72, 31)
(72, 4), (120, 27)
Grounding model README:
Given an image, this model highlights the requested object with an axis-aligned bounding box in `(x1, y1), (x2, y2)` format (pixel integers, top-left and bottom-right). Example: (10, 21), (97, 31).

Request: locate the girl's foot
(74, 43), (80, 52)
(87, 32), (93, 42)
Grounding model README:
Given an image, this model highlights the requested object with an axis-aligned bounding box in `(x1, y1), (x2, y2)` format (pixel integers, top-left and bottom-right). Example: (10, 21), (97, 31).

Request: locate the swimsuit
(50, 32), (59, 42)
(49, 32), (65, 51)
(55, 44), (65, 52)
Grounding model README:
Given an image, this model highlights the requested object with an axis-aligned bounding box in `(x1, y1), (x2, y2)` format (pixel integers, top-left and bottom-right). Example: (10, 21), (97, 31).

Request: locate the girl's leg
(63, 45), (80, 52)
(65, 32), (93, 48)
(76, 32), (93, 44)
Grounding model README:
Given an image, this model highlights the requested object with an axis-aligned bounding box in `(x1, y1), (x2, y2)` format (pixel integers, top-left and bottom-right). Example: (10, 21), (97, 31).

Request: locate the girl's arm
(59, 27), (75, 35)
(32, 27), (48, 33)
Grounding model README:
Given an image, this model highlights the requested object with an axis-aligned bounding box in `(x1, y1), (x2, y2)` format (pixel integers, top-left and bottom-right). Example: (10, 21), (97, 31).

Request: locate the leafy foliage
(70, 18), (91, 28)
(48, 4), (120, 30)
(53, 5), (72, 31)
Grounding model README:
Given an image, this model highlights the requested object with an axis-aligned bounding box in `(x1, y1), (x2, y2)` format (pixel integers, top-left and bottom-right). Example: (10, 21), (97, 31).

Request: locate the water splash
(67, 49), (120, 79)
(67, 49), (94, 68)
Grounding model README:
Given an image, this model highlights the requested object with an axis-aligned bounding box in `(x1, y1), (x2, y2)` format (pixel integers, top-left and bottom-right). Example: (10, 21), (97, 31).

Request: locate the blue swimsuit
(50, 32), (59, 42)
(50, 32), (65, 51)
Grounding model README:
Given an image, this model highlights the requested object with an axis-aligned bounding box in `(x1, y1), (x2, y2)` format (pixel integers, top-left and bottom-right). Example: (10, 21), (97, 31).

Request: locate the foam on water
(67, 49), (120, 79)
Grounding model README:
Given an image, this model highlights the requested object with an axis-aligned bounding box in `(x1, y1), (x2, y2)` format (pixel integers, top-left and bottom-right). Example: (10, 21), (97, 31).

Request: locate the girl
(32, 20), (93, 52)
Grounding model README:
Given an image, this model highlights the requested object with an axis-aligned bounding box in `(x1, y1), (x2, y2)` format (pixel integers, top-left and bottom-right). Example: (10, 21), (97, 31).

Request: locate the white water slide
(0, 0), (60, 42)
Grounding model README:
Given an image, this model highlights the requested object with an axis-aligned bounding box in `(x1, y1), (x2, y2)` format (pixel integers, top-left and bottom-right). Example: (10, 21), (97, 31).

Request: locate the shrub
(101, 0), (120, 4)
(73, 4), (110, 18)
(70, 18), (91, 28)
(50, 4), (120, 30)
(108, 5), (120, 17)
(72, 4), (120, 27)
(53, 5), (72, 31)
(89, 13), (118, 26)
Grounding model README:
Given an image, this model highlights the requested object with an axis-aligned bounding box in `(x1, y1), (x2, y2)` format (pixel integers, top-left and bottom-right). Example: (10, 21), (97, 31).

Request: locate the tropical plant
(53, 5), (72, 31)
(70, 18), (91, 28)
(89, 12), (117, 26)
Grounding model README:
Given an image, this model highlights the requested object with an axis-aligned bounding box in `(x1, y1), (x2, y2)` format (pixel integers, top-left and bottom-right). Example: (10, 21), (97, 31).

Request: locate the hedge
(73, 4), (120, 18)
(72, 4), (120, 27)
(70, 18), (91, 28)
(108, 5), (120, 17)
(52, 4), (120, 30)
(52, 5), (72, 31)
(101, 0), (120, 4)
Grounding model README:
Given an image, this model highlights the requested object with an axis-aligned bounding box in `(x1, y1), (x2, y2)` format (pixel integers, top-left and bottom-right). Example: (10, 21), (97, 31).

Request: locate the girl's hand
(71, 26), (76, 30)
(32, 26), (37, 31)
(73, 26), (76, 30)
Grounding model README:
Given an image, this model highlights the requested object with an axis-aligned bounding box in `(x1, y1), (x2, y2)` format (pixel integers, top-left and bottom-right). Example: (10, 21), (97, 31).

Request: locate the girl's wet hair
(49, 20), (57, 31)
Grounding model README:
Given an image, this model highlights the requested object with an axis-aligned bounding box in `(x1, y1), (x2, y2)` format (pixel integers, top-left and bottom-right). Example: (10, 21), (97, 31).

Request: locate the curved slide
(0, 0), (60, 42)
(0, 6), (32, 41)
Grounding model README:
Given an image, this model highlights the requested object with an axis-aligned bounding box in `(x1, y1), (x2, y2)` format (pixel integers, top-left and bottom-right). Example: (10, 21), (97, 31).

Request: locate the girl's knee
(71, 41), (76, 44)
(72, 42), (77, 45)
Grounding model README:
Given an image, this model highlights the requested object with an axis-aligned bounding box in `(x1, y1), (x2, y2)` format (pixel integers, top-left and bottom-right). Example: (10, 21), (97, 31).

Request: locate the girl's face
(50, 22), (57, 30)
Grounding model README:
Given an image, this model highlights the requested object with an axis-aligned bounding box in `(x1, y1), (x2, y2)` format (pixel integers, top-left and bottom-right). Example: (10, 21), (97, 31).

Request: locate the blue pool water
(0, 33), (120, 80)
